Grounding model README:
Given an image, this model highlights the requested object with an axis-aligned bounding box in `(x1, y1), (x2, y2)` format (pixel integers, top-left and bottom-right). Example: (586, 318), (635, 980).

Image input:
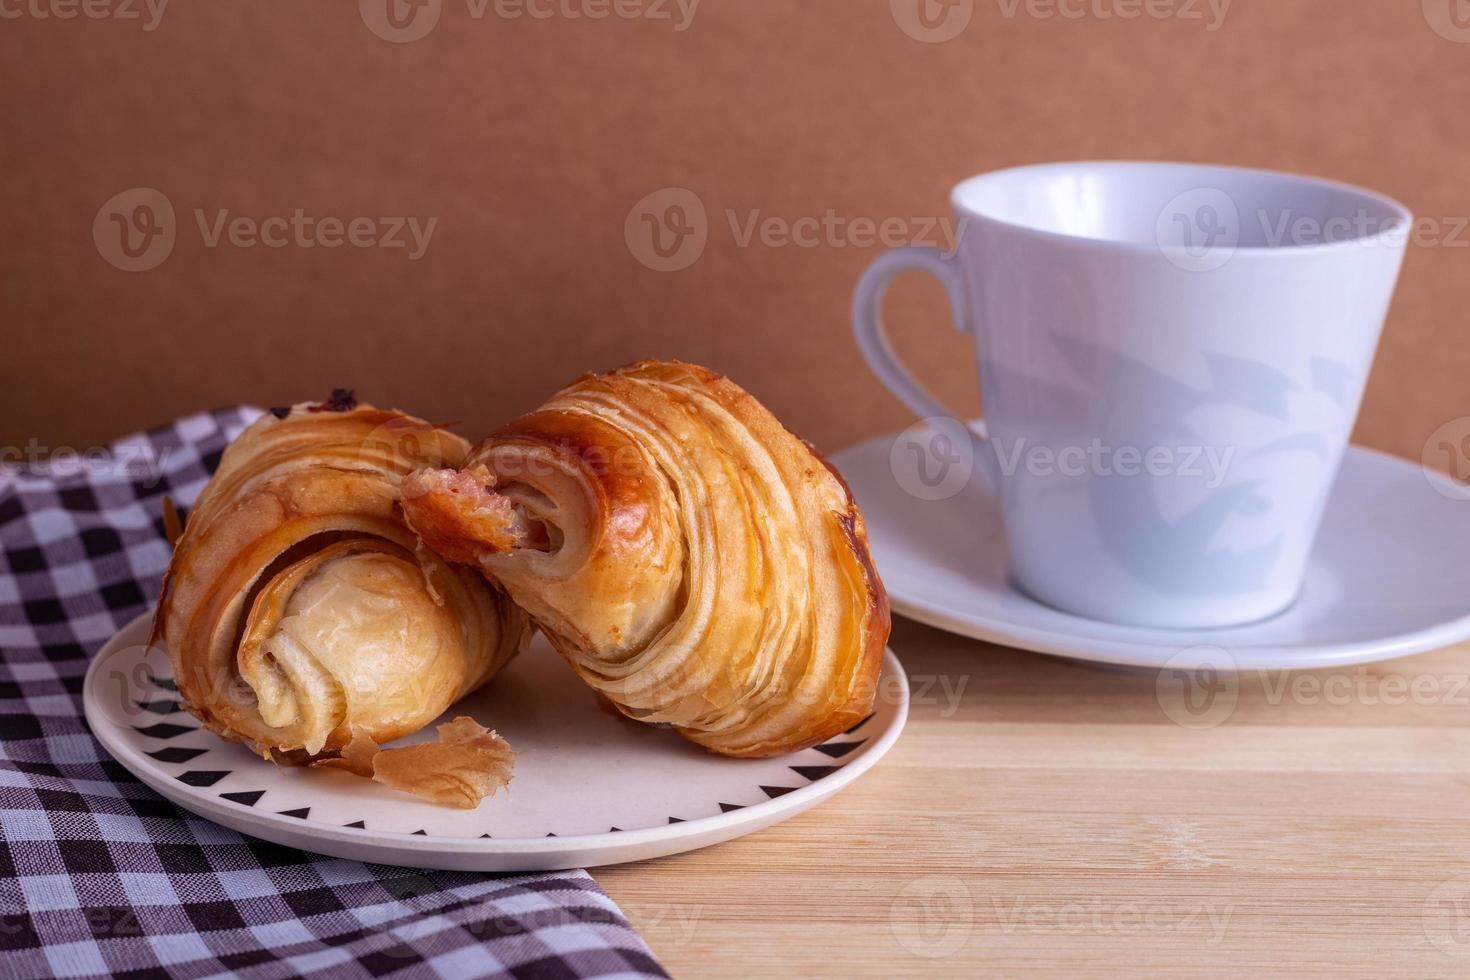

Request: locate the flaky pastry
(314, 717), (516, 809)
(153, 393), (529, 761)
(402, 361), (889, 757)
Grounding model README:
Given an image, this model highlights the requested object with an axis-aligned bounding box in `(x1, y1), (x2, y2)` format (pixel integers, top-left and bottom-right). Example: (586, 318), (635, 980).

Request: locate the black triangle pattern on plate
(144, 674), (179, 692)
(133, 699), (183, 716)
(136, 719), (861, 836)
(791, 765), (841, 782)
(812, 739), (866, 759)
(132, 722), (195, 740)
(145, 746), (208, 764)
(221, 791), (265, 807)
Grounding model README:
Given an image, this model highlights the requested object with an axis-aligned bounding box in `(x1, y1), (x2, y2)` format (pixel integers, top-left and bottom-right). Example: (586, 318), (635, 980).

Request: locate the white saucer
(833, 431), (1470, 670)
(85, 612), (907, 871)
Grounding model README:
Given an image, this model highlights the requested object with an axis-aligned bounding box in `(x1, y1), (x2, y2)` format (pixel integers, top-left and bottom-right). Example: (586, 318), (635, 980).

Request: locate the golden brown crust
(399, 467), (522, 563)
(402, 360), (890, 757)
(153, 400), (530, 758)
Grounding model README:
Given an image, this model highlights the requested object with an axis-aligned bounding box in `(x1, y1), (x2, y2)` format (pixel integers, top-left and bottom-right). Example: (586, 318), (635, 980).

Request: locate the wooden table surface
(597, 615), (1470, 977)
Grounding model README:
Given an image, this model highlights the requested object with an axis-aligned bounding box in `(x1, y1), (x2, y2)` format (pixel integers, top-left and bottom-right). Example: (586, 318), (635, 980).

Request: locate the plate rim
(84, 611), (909, 858)
(834, 433), (1470, 670)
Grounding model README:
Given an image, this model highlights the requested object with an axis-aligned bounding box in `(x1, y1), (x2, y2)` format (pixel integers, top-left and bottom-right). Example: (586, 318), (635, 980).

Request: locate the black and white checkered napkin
(0, 407), (667, 980)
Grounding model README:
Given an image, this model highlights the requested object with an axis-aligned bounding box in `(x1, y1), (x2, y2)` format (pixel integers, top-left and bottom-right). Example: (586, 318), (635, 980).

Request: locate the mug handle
(852, 245), (1000, 492)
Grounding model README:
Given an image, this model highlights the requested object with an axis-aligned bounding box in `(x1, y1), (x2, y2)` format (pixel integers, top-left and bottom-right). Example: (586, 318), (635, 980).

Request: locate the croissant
(401, 361), (889, 758)
(154, 393), (529, 760)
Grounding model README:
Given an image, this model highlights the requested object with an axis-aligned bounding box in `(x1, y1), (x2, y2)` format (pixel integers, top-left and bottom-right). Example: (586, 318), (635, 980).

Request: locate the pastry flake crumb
(374, 717), (516, 809)
(313, 731), (380, 778)
(312, 717), (515, 809)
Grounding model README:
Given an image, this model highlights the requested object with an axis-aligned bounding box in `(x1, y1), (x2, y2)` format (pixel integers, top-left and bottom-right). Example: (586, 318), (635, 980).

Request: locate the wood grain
(597, 617), (1470, 977)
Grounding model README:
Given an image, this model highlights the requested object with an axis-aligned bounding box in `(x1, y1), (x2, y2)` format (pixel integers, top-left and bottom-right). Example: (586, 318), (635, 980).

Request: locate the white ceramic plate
(834, 430), (1470, 671)
(85, 612), (907, 871)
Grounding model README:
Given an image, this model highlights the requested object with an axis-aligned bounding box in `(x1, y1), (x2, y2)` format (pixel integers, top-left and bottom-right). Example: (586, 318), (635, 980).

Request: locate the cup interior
(951, 161), (1411, 250)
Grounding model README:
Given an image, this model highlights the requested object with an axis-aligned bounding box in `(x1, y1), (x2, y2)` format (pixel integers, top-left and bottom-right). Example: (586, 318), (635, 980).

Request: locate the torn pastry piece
(313, 718), (516, 809)
(152, 396), (530, 760)
(313, 730), (381, 778)
(402, 360), (890, 758)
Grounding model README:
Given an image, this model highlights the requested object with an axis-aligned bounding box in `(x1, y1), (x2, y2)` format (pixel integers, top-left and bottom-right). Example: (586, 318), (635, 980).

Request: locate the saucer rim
(836, 434), (1470, 671)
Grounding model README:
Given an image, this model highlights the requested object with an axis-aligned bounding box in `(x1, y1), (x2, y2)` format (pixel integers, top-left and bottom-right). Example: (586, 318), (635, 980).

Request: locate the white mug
(853, 161), (1412, 629)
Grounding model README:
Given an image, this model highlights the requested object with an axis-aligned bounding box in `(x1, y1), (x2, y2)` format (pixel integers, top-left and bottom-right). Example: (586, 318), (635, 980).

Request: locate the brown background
(3, 1), (1467, 463)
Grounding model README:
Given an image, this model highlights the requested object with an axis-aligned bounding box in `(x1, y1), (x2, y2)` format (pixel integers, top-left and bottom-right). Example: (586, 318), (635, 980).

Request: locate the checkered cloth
(0, 407), (667, 980)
